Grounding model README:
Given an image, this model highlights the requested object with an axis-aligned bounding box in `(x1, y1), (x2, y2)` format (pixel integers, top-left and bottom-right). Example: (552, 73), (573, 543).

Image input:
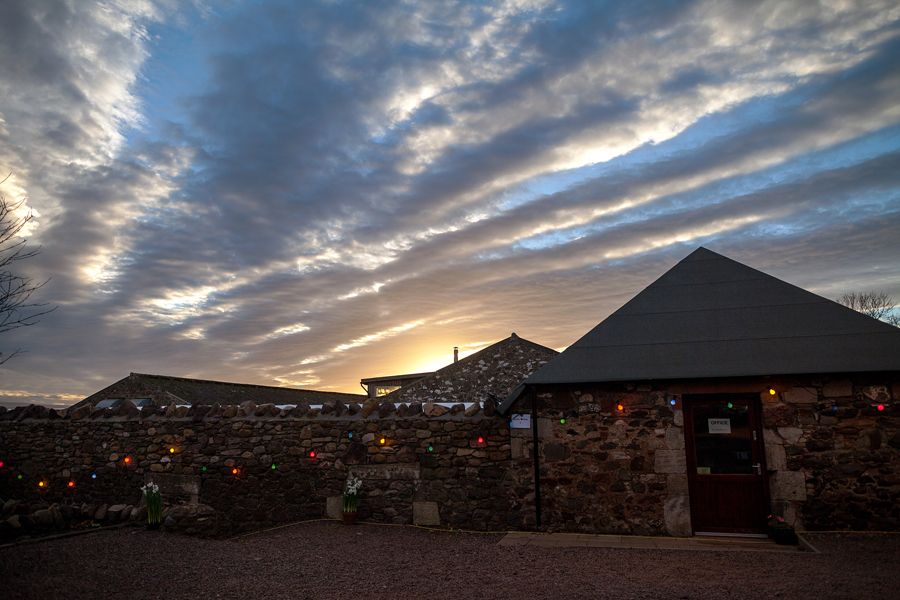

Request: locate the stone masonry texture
(1, 372), (898, 536)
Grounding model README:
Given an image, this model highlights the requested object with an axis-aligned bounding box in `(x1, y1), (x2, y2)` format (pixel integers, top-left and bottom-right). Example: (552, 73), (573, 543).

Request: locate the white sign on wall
(510, 414), (531, 429)
(708, 418), (731, 434)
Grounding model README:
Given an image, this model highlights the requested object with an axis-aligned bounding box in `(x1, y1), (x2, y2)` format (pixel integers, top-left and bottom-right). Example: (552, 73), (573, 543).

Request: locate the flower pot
(768, 526), (797, 545)
(342, 511), (357, 525)
(147, 522), (161, 530)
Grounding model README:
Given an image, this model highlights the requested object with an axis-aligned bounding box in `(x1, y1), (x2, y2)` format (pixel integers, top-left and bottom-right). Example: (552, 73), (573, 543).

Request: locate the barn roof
(523, 247), (900, 386)
(73, 372), (366, 408)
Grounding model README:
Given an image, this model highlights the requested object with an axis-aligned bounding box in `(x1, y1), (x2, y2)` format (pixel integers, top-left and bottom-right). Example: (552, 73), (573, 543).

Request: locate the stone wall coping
(0, 401), (503, 423)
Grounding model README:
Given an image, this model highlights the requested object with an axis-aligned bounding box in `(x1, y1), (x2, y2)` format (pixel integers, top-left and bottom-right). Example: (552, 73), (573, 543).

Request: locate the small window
(375, 386), (400, 397)
(95, 399), (124, 409)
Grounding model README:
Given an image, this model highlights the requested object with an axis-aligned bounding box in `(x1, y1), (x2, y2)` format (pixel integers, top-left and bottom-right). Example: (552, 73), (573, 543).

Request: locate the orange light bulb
(617, 404), (624, 411)
(68, 481), (75, 487)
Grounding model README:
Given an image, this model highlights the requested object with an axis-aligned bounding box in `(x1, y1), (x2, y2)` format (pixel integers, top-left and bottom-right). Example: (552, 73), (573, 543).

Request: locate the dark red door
(683, 395), (768, 535)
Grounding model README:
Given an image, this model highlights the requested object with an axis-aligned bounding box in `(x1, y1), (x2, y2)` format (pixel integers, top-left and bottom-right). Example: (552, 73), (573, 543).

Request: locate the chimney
(453, 347), (458, 363)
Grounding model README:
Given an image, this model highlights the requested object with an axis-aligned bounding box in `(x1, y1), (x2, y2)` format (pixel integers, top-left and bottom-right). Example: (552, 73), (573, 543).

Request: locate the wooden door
(683, 395), (768, 535)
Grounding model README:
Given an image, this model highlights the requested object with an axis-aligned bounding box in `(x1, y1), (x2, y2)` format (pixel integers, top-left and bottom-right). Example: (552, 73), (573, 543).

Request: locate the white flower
(345, 477), (362, 495)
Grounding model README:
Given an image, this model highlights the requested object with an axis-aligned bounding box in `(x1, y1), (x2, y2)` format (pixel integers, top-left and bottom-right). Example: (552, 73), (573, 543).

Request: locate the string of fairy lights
(1, 387), (888, 493)
(0, 427), (495, 494)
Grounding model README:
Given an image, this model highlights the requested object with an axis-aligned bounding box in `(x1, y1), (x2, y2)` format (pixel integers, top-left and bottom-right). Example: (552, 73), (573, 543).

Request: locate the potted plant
(766, 515), (797, 545)
(342, 477), (362, 525)
(142, 482), (163, 530)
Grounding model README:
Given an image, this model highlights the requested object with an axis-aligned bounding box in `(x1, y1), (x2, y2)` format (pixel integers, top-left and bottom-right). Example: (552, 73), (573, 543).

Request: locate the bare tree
(836, 291), (900, 328)
(1, 182), (56, 363)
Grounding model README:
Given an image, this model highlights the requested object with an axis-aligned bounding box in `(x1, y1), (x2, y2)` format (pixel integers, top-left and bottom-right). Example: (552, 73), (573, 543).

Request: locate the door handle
(752, 463), (761, 475)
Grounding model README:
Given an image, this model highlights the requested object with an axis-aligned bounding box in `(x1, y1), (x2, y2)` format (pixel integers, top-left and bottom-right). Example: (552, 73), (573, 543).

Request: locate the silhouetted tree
(836, 291), (900, 328)
(1, 183), (55, 363)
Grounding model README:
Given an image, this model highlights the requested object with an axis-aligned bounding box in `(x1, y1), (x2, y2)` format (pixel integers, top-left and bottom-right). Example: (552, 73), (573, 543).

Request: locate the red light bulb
(309, 451), (316, 458)
(877, 404), (885, 411)
(478, 437), (484, 443)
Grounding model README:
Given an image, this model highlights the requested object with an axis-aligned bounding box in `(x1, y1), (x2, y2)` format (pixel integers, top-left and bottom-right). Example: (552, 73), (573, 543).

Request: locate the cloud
(0, 0), (898, 404)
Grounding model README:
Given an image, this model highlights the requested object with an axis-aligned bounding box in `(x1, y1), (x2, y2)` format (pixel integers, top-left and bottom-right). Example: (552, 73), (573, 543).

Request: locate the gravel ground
(2, 522), (898, 600)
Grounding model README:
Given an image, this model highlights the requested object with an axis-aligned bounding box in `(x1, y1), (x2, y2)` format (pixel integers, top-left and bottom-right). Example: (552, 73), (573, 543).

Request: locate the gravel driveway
(2, 522), (898, 600)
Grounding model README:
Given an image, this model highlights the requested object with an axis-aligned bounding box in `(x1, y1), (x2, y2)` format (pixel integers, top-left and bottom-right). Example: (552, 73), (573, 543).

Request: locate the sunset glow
(0, 1), (897, 404)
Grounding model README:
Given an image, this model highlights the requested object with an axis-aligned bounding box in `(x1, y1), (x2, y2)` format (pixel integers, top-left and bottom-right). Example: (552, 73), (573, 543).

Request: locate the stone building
(501, 247), (900, 536)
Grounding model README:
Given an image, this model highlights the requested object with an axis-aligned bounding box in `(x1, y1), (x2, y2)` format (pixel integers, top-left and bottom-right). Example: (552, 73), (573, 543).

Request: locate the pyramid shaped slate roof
(525, 247), (900, 385)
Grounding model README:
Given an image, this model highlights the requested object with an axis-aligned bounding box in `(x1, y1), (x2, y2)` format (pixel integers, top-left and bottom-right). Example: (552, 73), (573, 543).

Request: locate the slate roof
(385, 334), (559, 405)
(524, 247), (900, 386)
(73, 373), (367, 408)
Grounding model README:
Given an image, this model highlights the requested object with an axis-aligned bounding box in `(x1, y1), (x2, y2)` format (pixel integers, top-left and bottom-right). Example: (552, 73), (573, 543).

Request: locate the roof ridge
(131, 372), (364, 395)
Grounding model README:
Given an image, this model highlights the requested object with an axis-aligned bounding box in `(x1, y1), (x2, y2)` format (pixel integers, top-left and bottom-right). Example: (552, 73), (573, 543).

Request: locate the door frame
(682, 393), (770, 535)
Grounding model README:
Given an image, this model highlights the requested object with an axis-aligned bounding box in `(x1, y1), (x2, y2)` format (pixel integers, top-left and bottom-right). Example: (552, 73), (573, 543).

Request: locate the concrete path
(498, 532), (814, 552)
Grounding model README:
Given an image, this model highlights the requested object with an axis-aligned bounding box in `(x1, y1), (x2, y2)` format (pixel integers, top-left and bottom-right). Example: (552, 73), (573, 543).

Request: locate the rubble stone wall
(2, 373), (898, 538)
(0, 400), (523, 536)
(513, 374), (900, 535)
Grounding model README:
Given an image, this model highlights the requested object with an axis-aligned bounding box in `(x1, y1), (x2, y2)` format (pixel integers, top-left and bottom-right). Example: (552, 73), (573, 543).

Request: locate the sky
(1, 0), (899, 407)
